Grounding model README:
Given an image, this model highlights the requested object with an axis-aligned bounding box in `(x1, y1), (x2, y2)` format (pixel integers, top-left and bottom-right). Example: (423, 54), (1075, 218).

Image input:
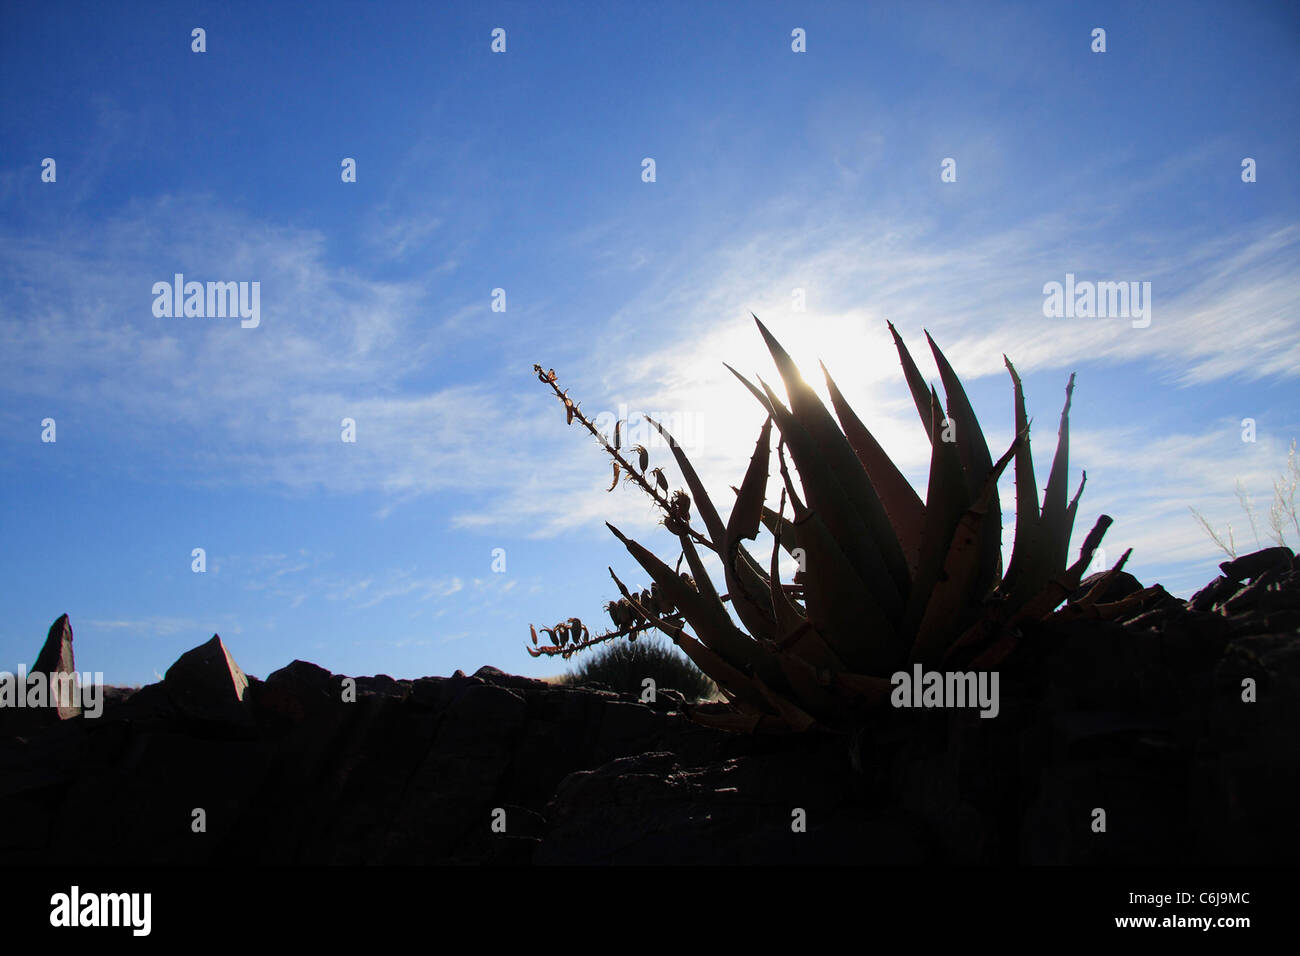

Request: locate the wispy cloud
(81, 617), (198, 638)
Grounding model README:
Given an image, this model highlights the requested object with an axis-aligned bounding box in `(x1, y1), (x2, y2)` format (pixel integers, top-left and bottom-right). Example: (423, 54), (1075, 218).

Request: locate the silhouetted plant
(1190, 438), (1299, 558)
(561, 635), (716, 701)
(528, 316), (1126, 733)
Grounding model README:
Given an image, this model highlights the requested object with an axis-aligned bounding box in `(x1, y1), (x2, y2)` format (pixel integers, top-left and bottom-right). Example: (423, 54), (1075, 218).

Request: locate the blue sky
(1, 1), (1297, 686)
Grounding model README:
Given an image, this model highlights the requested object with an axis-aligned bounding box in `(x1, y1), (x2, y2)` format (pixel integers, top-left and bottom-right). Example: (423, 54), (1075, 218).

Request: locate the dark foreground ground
(2, 547), (1297, 865)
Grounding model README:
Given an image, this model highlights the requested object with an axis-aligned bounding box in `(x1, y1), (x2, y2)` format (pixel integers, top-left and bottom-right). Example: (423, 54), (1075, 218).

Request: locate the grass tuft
(561, 636), (716, 702)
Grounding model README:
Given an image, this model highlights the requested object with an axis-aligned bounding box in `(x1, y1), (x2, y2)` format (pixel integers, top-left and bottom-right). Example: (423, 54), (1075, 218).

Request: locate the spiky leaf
(926, 331), (1002, 600)
(754, 316), (911, 602)
(821, 359), (926, 570)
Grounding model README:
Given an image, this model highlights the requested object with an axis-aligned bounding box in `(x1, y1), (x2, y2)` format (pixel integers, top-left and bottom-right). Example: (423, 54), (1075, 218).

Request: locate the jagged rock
(33, 614), (81, 721)
(1068, 570), (1144, 606)
(257, 660), (341, 725)
(1222, 569), (1299, 616)
(1189, 575), (1238, 611)
(472, 665), (548, 690)
(163, 635), (253, 728)
(1220, 546), (1294, 583)
(3, 553), (1298, 865)
(1, 615), (79, 736)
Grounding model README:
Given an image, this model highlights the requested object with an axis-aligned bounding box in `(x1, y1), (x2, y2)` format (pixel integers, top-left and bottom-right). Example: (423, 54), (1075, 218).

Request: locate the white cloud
(2, 170), (1295, 603)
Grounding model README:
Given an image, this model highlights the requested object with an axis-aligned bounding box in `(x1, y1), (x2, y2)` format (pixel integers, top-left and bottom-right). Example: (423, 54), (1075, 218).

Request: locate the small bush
(562, 636), (716, 701)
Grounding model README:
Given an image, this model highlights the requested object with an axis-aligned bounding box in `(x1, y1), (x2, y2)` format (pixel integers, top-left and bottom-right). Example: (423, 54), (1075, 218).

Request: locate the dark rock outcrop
(1068, 569), (1144, 606)
(163, 634), (252, 729)
(1, 547), (1297, 865)
(0, 614), (80, 735)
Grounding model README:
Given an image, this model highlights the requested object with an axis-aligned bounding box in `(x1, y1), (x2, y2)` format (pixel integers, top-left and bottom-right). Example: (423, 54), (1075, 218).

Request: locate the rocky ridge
(1, 547), (1296, 864)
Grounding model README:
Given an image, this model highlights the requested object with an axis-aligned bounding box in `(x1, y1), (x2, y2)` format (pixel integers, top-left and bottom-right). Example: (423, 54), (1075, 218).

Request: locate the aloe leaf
(760, 503), (800, 555)
(774, 651), (848, 722)
(767, 491), (808, 636)
(1008, 374), (1075, 609)
(901, 387), (972, 641)
(724, 363), (774, 413)
(790, 507), (906, 676)
(607, 522), (786, 688)
(729, 547), (780, 643)
(760, 376), (905, 622)
(909, 424), (1024, 666)
(1062, 470), (1086, 569)
(1000, 356), (1039, 594)
(726, 417), (773, 551)
(720, 545), (780, 645)
(1076, 547), (1132, 607)
(1064, 511), (1110, 581)
(925, 332), (1002, 600)
(714, 417), (781, 643)
(608, 523), (738, 660)
(889, 321), (936, 440)
(1009, 513), (1112, 623)
(939, 610), (1006, 667)
(645, 415), (725, 551)
(753, 675), (818, 732)
(821, 360), (926, 571)
(673, 517), (726, 612)
(1039, 374), (1076, 568)
(680, 526), (777, 665)
(670, 628), (772, 713)
(734, 543), (779, 609)
(753, 315), (911, 601)
(773, 618), (847, 668)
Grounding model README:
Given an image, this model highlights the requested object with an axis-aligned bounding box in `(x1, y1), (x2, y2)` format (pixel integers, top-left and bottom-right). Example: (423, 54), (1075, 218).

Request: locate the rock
(647, 687), (687, 712)
(103, 681), (176, 722)
(163, 635), (253, 728)
(350, 674), (409, 699)
(472, 665), (548, 690)
(5, 546), (1299, 866)
(1189, 575), (1238, 612)
(1068, 570), (1144, 605)
(32, 614), (81, 721)
(1222, 571), (1300, 616)
(267, 659), (335, 694)
(408, 676), (452, 710)
(257, 660), (340, 725)
(1202, 633), (1300, 862)
(1220, 546), (1294, 583)
(599, 699), (664, 745)
(1, 615), (80, 736)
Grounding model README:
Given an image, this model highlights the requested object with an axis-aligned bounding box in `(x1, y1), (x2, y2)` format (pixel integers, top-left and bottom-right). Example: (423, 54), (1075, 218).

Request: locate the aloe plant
(527, 316), (1118, 733)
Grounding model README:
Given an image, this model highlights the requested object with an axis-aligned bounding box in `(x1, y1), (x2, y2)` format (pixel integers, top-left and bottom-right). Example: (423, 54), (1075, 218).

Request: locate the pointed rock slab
(1220, 547), (1295, 583)
(33, 614), (81, 720)
(163, 635), (253, 727)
